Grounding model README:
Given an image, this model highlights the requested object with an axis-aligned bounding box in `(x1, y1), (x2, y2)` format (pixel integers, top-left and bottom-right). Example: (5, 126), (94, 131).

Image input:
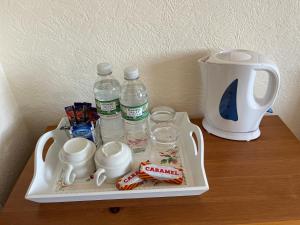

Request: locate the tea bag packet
(87, 107), (99, 125)
(74, 102), (90, 123)
(65, 106), (76, 126)
(64, 102), (100, 144)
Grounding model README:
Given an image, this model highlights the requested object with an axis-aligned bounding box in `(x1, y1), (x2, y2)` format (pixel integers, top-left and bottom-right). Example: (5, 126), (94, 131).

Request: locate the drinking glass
(150, 106), (179, 151)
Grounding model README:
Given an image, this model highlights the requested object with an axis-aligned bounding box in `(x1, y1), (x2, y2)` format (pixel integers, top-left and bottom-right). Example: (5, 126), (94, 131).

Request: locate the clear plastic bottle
(94, 63), (123, 143)
(120, 66), (149, 153)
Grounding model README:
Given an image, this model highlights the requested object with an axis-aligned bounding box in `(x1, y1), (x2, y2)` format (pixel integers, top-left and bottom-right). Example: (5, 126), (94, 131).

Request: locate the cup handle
(63, 163), (76, 185)
(94, 168), (107, 187)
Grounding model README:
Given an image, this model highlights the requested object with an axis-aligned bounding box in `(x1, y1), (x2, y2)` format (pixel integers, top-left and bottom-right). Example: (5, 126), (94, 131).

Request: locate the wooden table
(1, 116), (300, 225)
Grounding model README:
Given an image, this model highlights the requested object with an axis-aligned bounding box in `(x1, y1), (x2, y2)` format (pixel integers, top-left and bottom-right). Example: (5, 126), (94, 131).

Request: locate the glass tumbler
(150, 106), (179, 151)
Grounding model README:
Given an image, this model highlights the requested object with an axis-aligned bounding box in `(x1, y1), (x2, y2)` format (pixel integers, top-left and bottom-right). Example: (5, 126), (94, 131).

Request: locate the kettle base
(202, 118), (260, 141)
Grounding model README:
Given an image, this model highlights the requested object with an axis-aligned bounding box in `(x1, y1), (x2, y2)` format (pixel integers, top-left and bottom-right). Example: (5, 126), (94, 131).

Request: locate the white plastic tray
(25, 112), (209, 203)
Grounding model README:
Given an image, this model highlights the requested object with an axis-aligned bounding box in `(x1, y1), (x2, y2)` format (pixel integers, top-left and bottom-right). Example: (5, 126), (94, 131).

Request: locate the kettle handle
(253, 63), (280, 111)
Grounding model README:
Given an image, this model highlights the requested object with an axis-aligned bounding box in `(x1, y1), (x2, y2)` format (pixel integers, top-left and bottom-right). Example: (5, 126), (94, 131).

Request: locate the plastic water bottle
(120, 66), (149, 153)
(94, 63), (123, 143)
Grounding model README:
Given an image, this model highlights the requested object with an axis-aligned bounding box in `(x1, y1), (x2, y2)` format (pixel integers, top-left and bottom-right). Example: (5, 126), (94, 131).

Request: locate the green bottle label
(95, 98), (120, 116)
(121, 102), (149, 121)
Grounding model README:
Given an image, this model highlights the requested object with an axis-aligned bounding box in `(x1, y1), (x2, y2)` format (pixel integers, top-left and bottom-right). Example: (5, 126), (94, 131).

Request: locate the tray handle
(34, 130), (56, 172)
(188, 123), (204, 156)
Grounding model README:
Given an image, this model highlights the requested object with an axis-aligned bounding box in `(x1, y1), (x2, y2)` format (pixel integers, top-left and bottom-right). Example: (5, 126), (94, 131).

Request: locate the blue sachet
(70, 122), (95, 142)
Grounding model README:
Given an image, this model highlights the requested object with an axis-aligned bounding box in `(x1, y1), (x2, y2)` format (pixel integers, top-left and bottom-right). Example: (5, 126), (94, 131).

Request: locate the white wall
(0, 65), (33, 205)
(0, 0), (299, 204)
(1, 0), (300, 139)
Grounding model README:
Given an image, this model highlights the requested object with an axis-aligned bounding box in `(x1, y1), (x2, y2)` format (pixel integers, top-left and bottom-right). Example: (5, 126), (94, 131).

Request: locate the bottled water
(120, 66), (149, 153)
(94, 63), (123, 143)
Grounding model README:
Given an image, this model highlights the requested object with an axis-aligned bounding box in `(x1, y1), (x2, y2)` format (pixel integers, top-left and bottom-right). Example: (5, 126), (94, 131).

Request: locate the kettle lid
(206, 49), (270, 66)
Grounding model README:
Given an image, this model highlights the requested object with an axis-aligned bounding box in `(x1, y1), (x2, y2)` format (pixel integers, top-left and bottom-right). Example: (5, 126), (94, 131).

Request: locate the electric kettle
(199, 49), (280, 141)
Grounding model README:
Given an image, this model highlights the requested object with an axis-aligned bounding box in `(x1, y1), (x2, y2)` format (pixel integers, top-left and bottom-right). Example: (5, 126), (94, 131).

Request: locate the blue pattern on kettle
(219, 79), (238, 121)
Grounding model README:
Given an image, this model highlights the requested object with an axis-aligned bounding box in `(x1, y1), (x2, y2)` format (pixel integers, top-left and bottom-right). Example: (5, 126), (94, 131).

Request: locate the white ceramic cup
(59, 137), (96, 185)
(94, 141), (133, 186)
